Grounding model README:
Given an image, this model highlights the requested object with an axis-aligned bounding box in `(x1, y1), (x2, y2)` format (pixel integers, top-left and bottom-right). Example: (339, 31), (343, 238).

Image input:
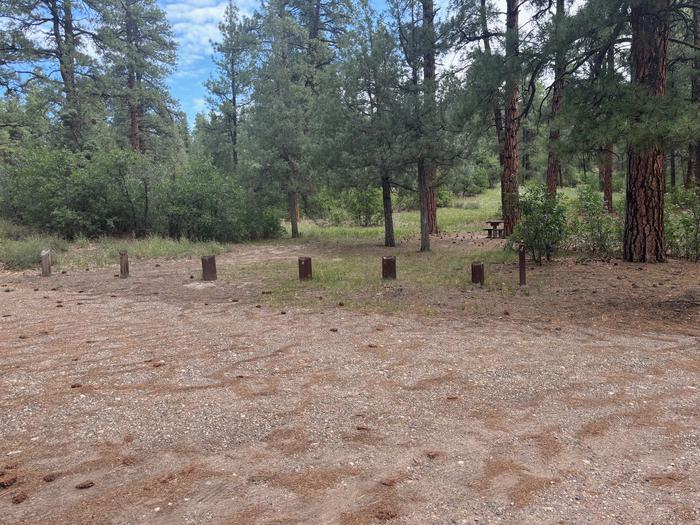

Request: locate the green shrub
(436, 186), (455, 207)
(0, 146), (282, 242)
(569, 184), (622, 259)
(666, 187), (700, 260)
(343, 187), (383, 226)
(509, 184), (568, 263)
(166, 157), (283, 242)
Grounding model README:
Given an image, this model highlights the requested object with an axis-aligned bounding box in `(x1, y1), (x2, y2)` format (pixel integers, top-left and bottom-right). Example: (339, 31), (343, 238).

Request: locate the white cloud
(162, 0), (259, 67)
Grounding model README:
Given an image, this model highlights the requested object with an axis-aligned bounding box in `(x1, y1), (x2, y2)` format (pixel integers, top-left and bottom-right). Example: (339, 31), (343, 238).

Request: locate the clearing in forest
(1, 229), (699, 524)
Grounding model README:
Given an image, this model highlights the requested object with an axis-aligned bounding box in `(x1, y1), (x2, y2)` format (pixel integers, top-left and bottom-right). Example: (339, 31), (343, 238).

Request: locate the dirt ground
(1, 237), (699, 524)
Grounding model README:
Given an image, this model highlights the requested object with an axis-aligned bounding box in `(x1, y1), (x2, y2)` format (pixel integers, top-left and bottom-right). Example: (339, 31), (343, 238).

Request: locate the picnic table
(484, 219), (505, 239)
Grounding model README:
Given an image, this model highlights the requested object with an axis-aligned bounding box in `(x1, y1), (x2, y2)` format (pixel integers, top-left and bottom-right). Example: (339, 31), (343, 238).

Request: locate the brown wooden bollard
(201, 255), (217, 281)
(298, 257), (312, 281)
(471, 261), (484, 286)
(119, 251), (129, 279)
(41, 249), (51, 277)
(518, 244), (526, 287)
(382, 256), (397, 279)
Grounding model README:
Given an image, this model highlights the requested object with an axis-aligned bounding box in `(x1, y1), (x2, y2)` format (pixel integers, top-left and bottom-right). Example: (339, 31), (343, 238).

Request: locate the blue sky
(159, 0), (259, 123)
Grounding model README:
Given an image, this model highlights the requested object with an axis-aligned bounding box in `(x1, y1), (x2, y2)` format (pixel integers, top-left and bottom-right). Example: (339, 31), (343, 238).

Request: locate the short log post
(41, 249), (51, 277)
(518, 244), (527, 287)
(298, 257), (312, 281)
(471, 261), (484, 286)
(382, 256), (397, 279)
(201, 255), (217, 281)
(119, 251), (129, 279)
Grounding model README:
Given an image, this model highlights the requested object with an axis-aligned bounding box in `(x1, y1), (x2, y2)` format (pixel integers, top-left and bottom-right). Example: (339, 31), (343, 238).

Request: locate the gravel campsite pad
(1, 242), (699, 524)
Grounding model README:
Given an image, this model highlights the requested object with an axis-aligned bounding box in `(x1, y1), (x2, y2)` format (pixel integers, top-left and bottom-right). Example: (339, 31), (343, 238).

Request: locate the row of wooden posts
(39, 245), (529, 287)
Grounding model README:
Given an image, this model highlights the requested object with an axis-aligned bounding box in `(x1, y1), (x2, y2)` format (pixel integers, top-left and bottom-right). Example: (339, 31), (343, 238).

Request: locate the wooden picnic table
(484, 219), (505, 239)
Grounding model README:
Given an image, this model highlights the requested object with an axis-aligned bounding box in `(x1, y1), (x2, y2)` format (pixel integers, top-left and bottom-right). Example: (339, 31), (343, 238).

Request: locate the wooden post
(298, 257), (312, 281)
(518, 244), (526, 287)
(201, 255), (217, 281)
(382, 256), (397, 279)
(119, 251), (129, 279)
(41, 249), (51, 277)
(471, 262), (484, 286)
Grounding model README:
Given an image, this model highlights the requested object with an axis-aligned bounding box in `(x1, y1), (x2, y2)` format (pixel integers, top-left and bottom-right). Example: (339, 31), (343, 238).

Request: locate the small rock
(75, 481), (94, 490)
(330, 328), (338, 333)
(0, 477), (17, 489)
(12, 492), (27, 504)
(71, 383), (82, 389)
(43, 473), (60, 483)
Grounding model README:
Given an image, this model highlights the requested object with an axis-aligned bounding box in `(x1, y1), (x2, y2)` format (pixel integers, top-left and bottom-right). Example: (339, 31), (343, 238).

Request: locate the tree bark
(599, 145), (614, 212)
(422, 0), (438, 236)
(686, 144), (694, 188)
(501, 0), (520, 237)
(694, 2), (700, 185)
(418, 159), (431, 251)
(288, 191), (300, 239)
(624, 0), (668, 263)
(381, 173), (395, 248)
(49, 0), (81, 148)
(125, 5), (141, 152)
(479, 0), (504, 166)
(546, 0), (565, 194)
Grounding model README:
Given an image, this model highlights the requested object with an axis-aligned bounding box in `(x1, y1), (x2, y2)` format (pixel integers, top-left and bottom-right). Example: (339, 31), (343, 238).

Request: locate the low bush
(0, 146), (283, 242)
(666, 187), (700, 260)
(509, 184), (568, 263)
(342, 187), (384, 227)
(568, 184), (622, 260)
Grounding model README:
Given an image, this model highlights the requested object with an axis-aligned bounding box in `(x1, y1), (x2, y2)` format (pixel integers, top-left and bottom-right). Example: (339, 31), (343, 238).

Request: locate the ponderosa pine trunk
(624, 0), (668, 262)
(418, 159), (431, 251)
(599, 145), (614, 213)
(694, 2), (700, 185)
(288, 190), (300, 239)
(479, 0), (504, 166)
(501, 0), (520, 237)
(49, 0), (81, 148)
(125, 6), (141, 152)
(423, 0), (438, 236)
(381, 174), (395, 247)
(546, 0), (565, 194)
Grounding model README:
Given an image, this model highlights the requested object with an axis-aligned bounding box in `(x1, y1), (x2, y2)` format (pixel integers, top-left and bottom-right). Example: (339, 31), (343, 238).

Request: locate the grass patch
(220, 246), (515, 312)
(290, 188), (503, 244)
(0, 235), (69, 270)
(61, 236), (232, 269)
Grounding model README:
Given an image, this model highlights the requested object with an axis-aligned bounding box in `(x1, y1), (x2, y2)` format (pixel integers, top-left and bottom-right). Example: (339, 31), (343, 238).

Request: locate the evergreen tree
(206, 0), (257, 173)
(95, 0), (177, 153)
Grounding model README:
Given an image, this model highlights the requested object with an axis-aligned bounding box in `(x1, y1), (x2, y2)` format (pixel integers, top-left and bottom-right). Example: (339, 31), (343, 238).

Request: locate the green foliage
(569, 185), (622, 259)
(666, 188), (700, 261)
(343, 187), (384, 227)
(0, 146), (282, 242)
(166, 157), (283, 241)
(0, 235), (68, 270)
(509, 185), (568, 264)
